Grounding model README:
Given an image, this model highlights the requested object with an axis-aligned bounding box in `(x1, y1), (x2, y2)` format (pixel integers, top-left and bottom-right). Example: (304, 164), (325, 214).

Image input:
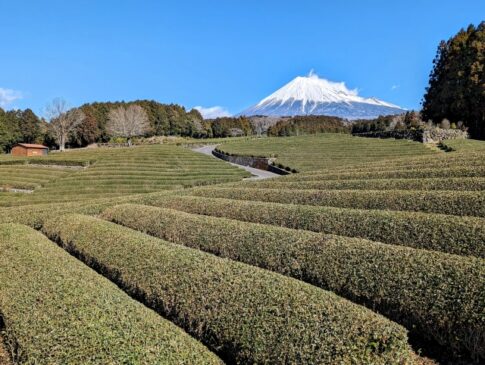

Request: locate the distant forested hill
(0, 101), (257, 152)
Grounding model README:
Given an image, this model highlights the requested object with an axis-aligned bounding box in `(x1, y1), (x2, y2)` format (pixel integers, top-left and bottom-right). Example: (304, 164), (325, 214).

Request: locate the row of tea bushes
(250, 177), (485, 191)
(0, 181), (38, 190)
(283, 166), (485, 181)
(42, 214), (415, 365)
(0, 193), (143, 227)
(138, 194), (485, 258)
(0, 190), (184, 227)
(101, 203), (485, 360)
(0, 159), (25, 165)
(0, 223), (221, 364)
(438, 139), (485, 152)
(300, 152), (484, 175)
(0, 165), (72, 191)
(188, 187), (485, 217)
(26, 158), (94, 167)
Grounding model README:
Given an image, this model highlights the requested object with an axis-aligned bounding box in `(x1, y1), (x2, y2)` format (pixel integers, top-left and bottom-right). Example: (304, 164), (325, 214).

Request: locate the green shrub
(309, 154), (484, 175)
(0, 160), (26, 166)
(0, 223), (221, 364)
(102, 203), (485, 361)
(0, 181), (38, 190)
(42, 214), (415, 365)
(0, 194), (141, 228)
(110, 136), (128, 144)
(137, 194), (485, 258)
(285, 166), (485, 181)
(188, 187), (485, 217)
(27, 158), (93, 167)
(252, 177), (485, 191)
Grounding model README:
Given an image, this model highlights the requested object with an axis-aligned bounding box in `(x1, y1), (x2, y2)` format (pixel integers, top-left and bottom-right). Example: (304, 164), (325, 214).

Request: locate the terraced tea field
(0, 135), (483, 364)
(0, 145), (249, 206)
(217, 134), (437, 171)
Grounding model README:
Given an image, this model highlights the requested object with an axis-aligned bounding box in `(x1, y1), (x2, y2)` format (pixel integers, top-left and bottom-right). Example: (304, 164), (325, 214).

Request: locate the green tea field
(217, 134), (438, 172)
(0, 145), (249, 207)
(0, 135), (483, 364)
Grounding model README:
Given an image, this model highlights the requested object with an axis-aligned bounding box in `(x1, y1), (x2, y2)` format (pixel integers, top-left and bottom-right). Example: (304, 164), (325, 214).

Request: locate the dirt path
(192, 145), (280, 180)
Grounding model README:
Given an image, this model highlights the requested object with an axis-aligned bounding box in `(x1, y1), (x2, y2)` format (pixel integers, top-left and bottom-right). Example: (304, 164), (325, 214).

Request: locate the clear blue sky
(1, 0), (483, 116)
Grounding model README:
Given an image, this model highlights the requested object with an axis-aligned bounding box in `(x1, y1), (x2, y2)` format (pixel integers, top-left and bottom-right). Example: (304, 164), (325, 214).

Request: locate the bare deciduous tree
(46, 98), (85, 152)
(107, 105), (150, 146)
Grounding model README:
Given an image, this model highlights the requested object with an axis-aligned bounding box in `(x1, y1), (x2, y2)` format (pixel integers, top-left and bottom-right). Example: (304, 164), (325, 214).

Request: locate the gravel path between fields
(192, 145), (280, 180)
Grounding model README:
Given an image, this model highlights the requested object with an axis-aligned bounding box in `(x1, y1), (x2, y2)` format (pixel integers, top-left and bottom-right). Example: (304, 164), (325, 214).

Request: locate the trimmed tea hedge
(138, 194), (485, 258)
(0, 160), (25, 166)
(26, 158), (94, 167)
(0, 223), (221, 364)
(251, 177), (485, 192)
(188, 187), (485, 217)
(0, 197), (134, 228)
(42, 214), (415, 365)
(284, 166), (485, 181)
(301, 153), (484, 175)
(102, 203), (485, 361)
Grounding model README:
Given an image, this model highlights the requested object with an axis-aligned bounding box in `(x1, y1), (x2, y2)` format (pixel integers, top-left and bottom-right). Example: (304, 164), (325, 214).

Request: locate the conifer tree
(422, 22), (485, 139)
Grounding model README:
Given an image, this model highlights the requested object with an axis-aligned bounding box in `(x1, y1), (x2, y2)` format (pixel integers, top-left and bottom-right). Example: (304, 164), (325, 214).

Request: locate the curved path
(192, 145), (279, 180)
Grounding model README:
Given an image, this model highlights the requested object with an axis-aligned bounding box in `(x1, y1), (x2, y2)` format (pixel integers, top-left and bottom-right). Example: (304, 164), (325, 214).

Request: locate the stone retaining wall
(212, 150), (291, 175)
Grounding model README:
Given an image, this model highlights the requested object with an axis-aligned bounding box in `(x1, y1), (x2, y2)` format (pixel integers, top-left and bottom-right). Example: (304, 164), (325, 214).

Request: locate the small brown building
(11, 143), (49, 157)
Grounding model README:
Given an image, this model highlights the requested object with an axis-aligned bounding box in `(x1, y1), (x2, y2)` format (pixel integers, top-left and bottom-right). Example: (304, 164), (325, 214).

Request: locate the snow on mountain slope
(240, 72), (405, 119)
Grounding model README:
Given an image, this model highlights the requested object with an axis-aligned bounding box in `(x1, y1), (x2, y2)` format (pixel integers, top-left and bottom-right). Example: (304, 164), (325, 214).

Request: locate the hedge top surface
(0, 223), (221, 365)
(43, 213), (415, 365)
(102, 203), (485, 361)
(138, 193), (485, 258)
(187, 186), (485, 217)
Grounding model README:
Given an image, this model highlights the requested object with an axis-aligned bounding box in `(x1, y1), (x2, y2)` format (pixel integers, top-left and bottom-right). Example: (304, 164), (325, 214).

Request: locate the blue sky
(1, 0), (484, 117)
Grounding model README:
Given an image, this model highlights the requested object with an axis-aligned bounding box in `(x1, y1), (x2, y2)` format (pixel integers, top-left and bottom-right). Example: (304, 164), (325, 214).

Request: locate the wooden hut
(11, 143), (49, 157)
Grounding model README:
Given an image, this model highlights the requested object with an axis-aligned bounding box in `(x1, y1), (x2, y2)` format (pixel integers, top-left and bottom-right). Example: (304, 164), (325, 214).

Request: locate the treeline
(78, 103), (258, 142)
(0, 101), (208, 152)
(422, 22), (485, 139)
(0, 101), (258, 152)
(204, 117), (254, 137)
(76, 101), (206, 145)
(0, 104), (366, 153)
(0, 108), (54, 153)
(267, 115), (349, 136)
(351, 111), (468, 134)
(352, 112), (419, 133)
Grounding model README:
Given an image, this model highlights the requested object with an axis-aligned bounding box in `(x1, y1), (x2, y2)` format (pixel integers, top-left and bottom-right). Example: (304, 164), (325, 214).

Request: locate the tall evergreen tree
(17, 109), (43, 143)
(422, 22), (485, 139)
(0, 109), (44, 151)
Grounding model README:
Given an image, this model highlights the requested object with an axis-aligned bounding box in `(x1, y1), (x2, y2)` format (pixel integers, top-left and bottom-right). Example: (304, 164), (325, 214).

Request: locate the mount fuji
(239, 72), (405, 120)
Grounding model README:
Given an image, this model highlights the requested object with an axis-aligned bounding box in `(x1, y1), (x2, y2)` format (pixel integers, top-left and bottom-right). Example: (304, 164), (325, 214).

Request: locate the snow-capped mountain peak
(240, 72), (404, 119)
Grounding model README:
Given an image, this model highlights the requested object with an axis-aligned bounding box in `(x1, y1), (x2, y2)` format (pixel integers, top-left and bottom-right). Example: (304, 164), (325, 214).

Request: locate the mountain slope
(240, 73), (405, 119)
